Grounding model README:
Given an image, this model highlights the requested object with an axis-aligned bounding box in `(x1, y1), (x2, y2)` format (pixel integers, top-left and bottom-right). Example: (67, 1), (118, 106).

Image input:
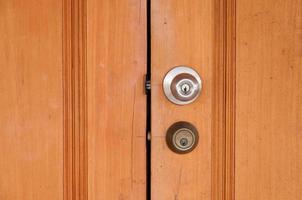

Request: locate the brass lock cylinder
(166, 121), (199, 154)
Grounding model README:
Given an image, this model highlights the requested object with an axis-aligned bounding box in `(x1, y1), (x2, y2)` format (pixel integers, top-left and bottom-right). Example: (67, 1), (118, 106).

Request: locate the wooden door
(151, 0), (302, 199)
(0, 0), (146, 199)
(1, 0), (301, 200)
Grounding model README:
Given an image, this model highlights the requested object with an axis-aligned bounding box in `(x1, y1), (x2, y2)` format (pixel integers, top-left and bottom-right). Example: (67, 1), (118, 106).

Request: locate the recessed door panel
(0, 1), (63, 199)
(235, 0), (302, 199)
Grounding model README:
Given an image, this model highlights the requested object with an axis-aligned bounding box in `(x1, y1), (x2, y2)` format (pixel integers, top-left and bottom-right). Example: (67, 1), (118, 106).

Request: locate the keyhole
(180, 138), (188, 147)
(181, 84), (190, 94)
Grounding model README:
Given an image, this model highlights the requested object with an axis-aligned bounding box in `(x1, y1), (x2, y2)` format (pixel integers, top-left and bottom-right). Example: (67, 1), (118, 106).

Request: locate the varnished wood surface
(212, 0), (236, 199)
(0, 0), (63, 199)
(151, 0), (213, 199)
(236, 0), (302, 199)
(87, 0), (147, 199)
(2, 1), (301, 199)
(63, 0), (88, 199)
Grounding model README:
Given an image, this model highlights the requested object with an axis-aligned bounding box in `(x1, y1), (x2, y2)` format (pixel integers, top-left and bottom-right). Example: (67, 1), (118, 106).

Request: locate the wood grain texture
(212, 0), (236, 199)
(63, 0), (88, 199)
(224, 0), (236, 198)
(236, 0), (302, 199)
(151, 0), (213, 199)
(87, 0), (147, 199)
(0, 0), (63, 199)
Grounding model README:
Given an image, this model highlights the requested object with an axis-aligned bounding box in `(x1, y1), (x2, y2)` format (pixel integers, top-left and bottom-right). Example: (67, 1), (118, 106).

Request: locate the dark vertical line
(146, 0), (151, 200)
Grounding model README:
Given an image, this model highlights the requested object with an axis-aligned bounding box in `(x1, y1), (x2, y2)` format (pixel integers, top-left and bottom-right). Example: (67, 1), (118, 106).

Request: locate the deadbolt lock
(163, 66), (202, 105)
(166, 121), (199, 154)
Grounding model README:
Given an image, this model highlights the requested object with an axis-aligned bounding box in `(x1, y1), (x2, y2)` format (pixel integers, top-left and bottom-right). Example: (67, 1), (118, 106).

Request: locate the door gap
(146, 0), (151, 199)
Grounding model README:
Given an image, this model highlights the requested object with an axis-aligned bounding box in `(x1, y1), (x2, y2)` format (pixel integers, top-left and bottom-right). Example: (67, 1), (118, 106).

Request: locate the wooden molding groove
(212, 0), (236, 199)
(63, 0), (88, 199)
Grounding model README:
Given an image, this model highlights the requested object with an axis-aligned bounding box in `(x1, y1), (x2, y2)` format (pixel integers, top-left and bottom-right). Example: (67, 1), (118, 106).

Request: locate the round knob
(166, 121), (199, 154)
(163, 66), (202, 105)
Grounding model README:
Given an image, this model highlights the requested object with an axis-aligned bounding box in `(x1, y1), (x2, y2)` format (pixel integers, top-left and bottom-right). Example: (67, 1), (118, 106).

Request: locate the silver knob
(163, 66), (202, 105)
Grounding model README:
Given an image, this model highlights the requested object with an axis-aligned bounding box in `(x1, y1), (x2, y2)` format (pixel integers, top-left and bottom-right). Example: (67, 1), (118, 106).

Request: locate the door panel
(0, 0), (147, 199)
(151, 0), (213, 199)
(236, 0), (302, 199)
(0, 1), (63, 199)
(87, 0), (147, 199)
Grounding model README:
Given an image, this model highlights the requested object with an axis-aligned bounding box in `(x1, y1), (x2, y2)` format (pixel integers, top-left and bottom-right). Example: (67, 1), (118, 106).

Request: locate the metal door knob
(166, 121), (199, 154)
(163, 66), (202, 105)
